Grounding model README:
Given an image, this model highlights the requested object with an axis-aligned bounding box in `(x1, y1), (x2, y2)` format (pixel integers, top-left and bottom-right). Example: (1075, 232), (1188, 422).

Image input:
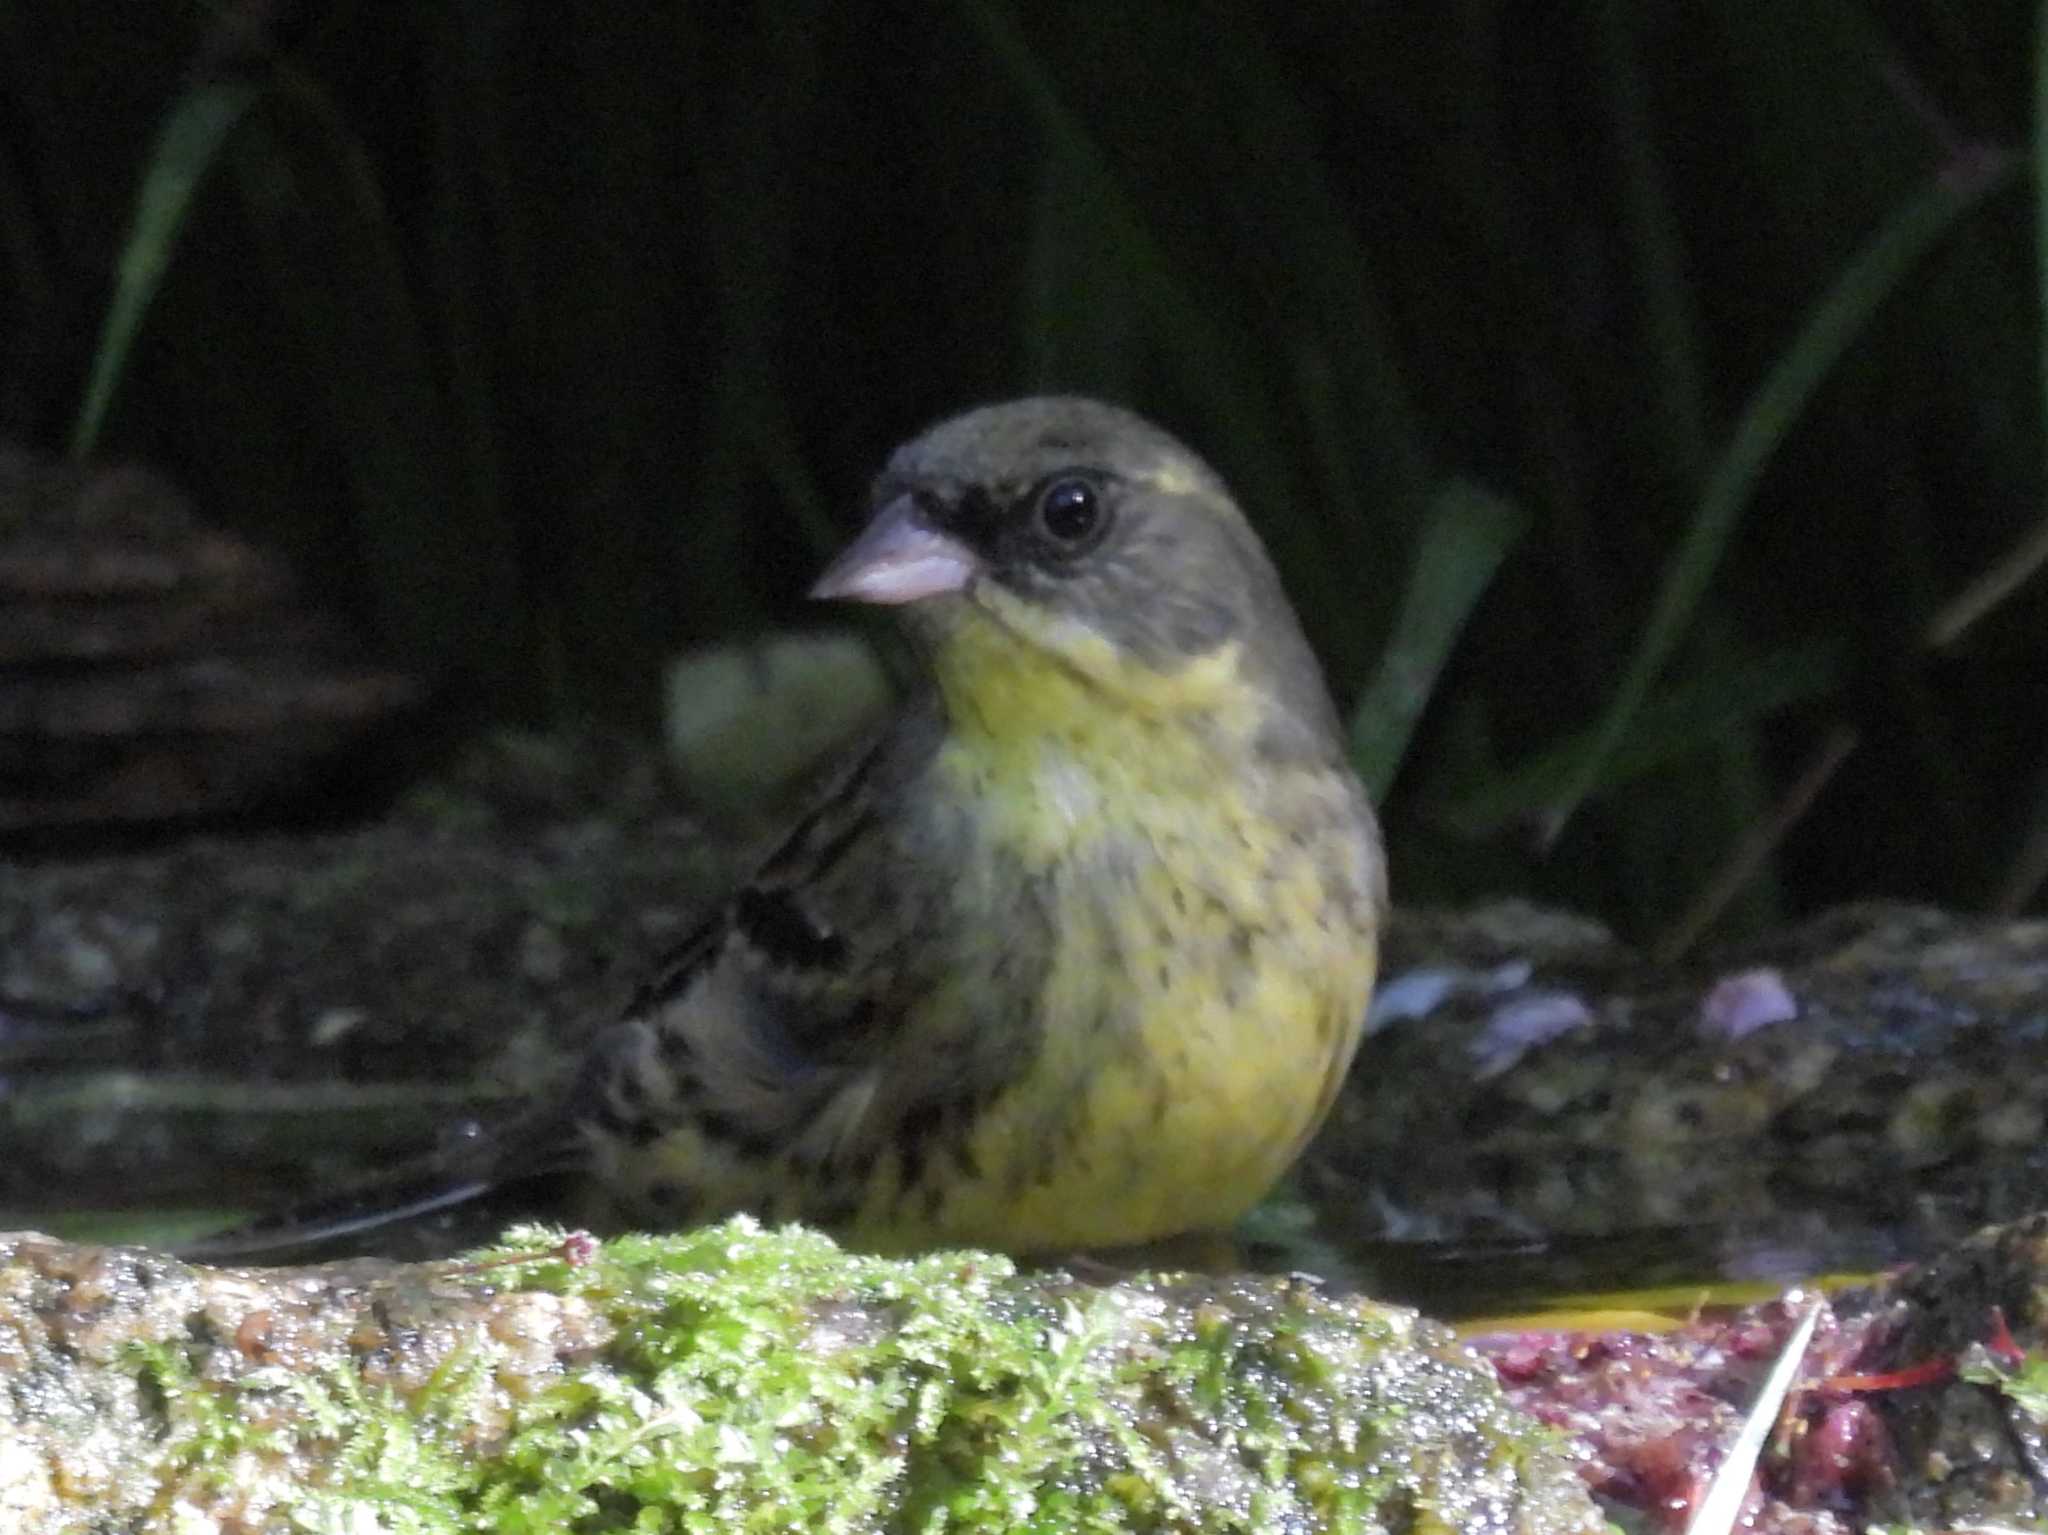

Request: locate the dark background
(4, 0), (2045, 945)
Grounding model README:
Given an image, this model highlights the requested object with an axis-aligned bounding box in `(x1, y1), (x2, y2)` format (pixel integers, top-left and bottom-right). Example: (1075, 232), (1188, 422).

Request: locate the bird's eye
(1035, 477), (1103, 547)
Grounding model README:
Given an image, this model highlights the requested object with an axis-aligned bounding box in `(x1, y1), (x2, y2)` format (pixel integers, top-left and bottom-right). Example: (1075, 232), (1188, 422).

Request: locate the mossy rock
(0, 1219), (1601, 1533)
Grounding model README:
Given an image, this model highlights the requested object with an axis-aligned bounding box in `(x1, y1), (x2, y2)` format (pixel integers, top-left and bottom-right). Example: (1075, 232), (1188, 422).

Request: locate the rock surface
(10, 1212), (2048, 1533)
(0, 443), (420, 833)
(0, 1220), (1604, 1534)
(1315, 899), (2048, 1278)
(8, 733), (2048, 1289)
(1476, 1212), (2048, 1531)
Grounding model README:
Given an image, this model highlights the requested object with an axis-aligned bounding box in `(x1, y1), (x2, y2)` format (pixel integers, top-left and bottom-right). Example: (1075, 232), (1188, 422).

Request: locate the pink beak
(809, 495), (979, 605)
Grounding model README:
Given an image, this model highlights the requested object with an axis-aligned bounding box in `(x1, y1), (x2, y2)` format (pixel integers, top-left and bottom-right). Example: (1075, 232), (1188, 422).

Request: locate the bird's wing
(632, 702), (939, 1040)
(188, 702), (975, 1258)
(578, 701), (968, 1161)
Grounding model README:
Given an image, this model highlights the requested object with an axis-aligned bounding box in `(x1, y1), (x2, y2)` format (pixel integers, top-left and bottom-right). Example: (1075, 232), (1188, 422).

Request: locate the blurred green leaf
(1349, 478), (1528, 799)
(1022, 142), (1144, 402)
(1923, 0), (2048, 660)
(954, 0), (1282, 489)
(231, 65), (531, 699)
(697, 3), (835, 571)
(1596, 0), (1709, 485)
(1441, 639), (1845, 835)
(7, 0), (2047, 936)
(419, 1), (517, 628)
(14, 1210), (246, 1250)
(963, 0), (1428, 685)
(2039, 0), (2048, 441)
(1992, 754), (2048, 912)
(1963, 1349), (2048, 1425)
(70, 80), (261, 458)
(1541, 149), (2017, 840)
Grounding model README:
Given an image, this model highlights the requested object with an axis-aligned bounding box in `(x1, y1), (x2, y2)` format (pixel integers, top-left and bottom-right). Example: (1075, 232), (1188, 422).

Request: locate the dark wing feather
(183, 700), (953, 1260)
(627, 702), (919, 1020)
(571, 700), (953, 1156)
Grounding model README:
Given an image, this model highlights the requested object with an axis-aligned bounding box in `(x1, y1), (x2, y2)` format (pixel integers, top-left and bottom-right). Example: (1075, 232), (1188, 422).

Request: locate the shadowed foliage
(2, 0), (2045, 941)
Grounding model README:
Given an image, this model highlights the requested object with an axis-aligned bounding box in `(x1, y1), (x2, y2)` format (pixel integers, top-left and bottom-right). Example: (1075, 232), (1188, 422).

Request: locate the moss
(2, 1221), (1600, 1532)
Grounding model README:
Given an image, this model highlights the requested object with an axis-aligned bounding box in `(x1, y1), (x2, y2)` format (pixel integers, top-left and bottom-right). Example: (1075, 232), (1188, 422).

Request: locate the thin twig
(1993, 804), (2048, 915)
(1925, 513), (2048, 649)
(1655, 726), (1858, 964)
(1683, 1295), (1824, 1535)
(1877, 56), (1971, 164)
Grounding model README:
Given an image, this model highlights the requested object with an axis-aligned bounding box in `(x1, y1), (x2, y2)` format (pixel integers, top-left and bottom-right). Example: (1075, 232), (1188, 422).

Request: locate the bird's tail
(177, 1109), (586, 1264)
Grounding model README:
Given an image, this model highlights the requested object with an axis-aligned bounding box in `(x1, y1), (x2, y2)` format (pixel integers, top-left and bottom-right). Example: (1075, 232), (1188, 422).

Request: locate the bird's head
(811, 397), (1340, 747)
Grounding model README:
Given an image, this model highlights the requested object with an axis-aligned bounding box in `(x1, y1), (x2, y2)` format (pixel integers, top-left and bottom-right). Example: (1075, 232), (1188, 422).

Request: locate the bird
(190, 397), (1386, 1261)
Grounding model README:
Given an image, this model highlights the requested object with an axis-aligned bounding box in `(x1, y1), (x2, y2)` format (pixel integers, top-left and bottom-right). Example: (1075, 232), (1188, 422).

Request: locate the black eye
(1036, 477), (1103, 546)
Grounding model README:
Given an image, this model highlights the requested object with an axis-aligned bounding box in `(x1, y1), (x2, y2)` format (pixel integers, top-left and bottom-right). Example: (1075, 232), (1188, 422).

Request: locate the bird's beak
(809, 494), (979, 605)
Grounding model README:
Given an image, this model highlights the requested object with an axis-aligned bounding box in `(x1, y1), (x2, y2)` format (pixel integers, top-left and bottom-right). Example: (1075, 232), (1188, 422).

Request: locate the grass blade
(1541, 149), (2017, 841)
(961, 0), (1427, 688)
(1596, 0), (1709, 485)
(1992, 754), (2048, 913)
(1349, 478), (1528, 799)
(1923, 0), (2048, 652)
(233, 66), (530, 698)
(2039, 0), (2048, 465)
(708, 2), (834, 556)
(70, 80), (261, 458)
(952, 0), (1295, 522)
(1021, 142), (1142, 403)
(1440, 639), (1844, 835)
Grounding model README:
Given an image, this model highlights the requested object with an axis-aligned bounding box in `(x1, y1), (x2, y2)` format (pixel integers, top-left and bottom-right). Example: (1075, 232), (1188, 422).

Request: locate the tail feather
(177, 1170), (501, 1262)
(178, 1111), (586, 1264)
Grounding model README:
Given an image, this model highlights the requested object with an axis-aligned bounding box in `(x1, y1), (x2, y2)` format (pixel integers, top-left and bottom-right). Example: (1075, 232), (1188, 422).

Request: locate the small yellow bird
(200, 397), (1385, 1259)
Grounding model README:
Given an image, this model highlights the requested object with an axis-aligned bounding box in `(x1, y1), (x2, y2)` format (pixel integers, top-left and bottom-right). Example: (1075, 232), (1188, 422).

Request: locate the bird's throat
(927, 601), (1261, 871)
(931, 589), (1247, 743)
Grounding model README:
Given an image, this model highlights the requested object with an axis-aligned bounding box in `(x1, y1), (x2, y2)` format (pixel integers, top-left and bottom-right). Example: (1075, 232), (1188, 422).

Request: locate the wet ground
(5, 731), (2048, 1313)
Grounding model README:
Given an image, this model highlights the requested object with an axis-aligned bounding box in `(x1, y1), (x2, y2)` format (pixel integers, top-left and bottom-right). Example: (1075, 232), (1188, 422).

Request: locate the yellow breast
(849, 604), (1379, 1252)
(937, 836), (1375, 1253)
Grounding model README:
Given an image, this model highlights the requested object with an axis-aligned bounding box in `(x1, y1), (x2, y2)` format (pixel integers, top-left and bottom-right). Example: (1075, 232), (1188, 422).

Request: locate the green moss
(64, 1221), (1598, 1532)
(1962, 1348), (2048, 1425)
(128, 1334), (478, 1527)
